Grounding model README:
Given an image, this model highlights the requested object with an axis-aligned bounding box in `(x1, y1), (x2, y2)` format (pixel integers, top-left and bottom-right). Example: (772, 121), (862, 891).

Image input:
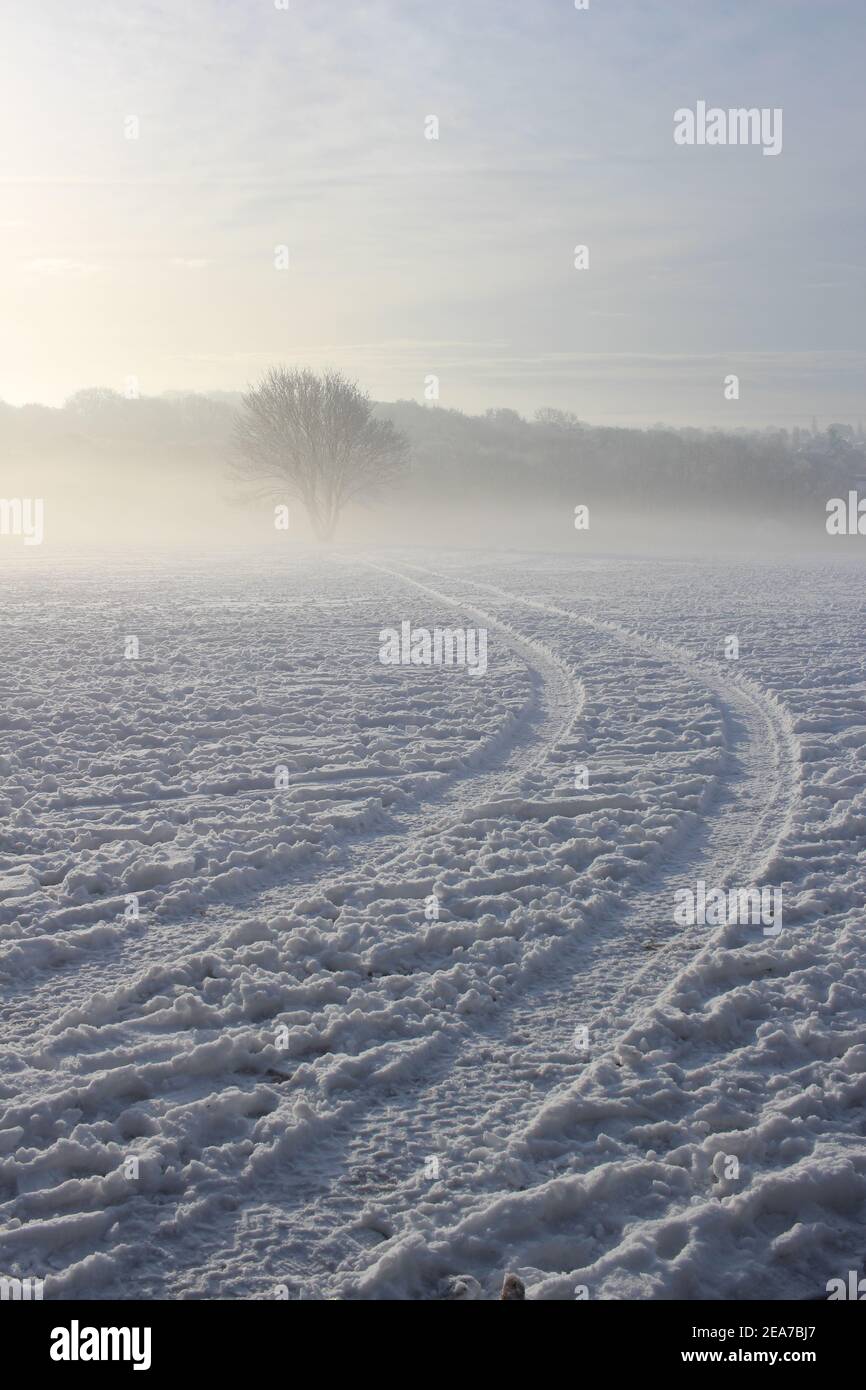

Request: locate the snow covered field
(1, 548), (865, 1301)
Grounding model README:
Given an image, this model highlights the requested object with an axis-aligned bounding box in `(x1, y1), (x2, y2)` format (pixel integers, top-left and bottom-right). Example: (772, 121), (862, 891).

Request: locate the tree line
(2, 371), (863, 538)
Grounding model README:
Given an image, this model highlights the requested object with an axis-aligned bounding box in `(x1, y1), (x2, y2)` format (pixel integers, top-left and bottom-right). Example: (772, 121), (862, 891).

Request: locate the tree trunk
(315, 516), (338, 542)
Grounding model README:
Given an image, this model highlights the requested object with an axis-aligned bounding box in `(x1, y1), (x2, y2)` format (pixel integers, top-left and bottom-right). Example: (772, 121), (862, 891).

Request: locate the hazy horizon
(4, 382), (866, 437)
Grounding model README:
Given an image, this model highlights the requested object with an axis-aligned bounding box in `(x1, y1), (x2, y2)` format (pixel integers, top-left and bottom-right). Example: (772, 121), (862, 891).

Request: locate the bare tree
(232, 366), (409, 540)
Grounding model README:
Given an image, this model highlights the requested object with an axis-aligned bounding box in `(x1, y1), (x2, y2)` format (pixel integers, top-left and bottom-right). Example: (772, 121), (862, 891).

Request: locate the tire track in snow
(0, 561), (583, 1003)
(244, 560), (801, 1300)
(0, 561), (592, 1297)
(304, 562), (803, 1300)
(0, 560), (802, 1300)
(399, 563), (801, 1037)
(0, 565), (583, 1070)
(126, 560), (801, 1300)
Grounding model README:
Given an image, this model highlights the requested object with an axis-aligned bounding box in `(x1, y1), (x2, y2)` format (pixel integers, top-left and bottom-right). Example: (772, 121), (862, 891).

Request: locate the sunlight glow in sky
(1, 0), (864, 424)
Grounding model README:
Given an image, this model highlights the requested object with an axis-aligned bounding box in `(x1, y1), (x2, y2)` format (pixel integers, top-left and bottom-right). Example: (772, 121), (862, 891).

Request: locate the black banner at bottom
(4, 1296), (860, 1376)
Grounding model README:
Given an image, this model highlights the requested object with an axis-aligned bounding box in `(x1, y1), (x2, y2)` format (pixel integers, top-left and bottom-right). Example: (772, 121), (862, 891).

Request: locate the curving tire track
(0, 558), (803, 1301)
(304, 560), (804, 1299)
(110, 559), (802, 1300)
(0, 561), (584, 998)
(396, 562), (801, 1035)
(0, 560), (591, 1298)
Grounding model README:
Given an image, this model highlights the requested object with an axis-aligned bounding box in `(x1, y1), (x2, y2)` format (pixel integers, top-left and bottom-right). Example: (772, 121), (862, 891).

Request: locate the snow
(0, 548), (864, 1300)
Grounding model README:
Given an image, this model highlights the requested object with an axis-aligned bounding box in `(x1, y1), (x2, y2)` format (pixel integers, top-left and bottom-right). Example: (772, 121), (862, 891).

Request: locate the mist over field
(3, 390), (866, 552)
(2, 0), (866, 1338)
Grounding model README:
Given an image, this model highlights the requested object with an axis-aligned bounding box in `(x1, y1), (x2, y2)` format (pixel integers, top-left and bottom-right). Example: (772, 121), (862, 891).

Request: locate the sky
(1, 0), (864, 426)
